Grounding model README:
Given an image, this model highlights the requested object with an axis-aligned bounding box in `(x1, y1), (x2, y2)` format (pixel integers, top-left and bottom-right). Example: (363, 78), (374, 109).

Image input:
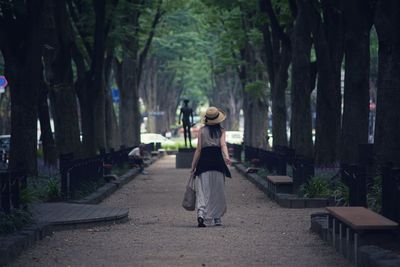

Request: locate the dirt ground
(9, 156), (352, 267)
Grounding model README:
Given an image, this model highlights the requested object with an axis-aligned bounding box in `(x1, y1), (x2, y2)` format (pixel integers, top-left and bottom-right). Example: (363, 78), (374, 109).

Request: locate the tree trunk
(44, 0), (81, 157)
(104, 55), (120, 150)
(2, 1), (45, 174)
(341, 0), (372, 164)
(290, 0), (313, 158)
(38, 78), (57, 166)
(241, 36), (268, 148)
(78, 88), (98, 155)
(272, 43), (290, 147)
(90, 0), (107, 151)
(374, 0), (400, 166)
(120, 56), (140, 147)
(312, 0), (344, 166)
(0, 92), (11, 135)
(259, 0), (291, 147)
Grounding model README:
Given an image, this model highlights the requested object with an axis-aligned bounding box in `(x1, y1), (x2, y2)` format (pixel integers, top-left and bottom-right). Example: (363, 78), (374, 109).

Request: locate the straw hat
(202, 107), (226, 125)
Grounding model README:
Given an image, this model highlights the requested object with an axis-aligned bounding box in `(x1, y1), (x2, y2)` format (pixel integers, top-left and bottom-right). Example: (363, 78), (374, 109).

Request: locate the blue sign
(0, 76), (7, 88)
(111, 88), (119, 103)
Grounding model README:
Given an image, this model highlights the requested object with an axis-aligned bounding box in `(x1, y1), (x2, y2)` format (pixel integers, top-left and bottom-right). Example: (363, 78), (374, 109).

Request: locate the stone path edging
(234, 163), (334, 208)
(0, 223), (52, 266)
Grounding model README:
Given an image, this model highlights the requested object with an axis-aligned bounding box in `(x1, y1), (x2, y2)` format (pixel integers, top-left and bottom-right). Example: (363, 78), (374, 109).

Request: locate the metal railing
(0, 170), (26, 213)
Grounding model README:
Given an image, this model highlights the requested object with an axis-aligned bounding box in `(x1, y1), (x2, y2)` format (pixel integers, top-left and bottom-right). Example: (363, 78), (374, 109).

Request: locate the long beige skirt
(195, 170), (227, 220)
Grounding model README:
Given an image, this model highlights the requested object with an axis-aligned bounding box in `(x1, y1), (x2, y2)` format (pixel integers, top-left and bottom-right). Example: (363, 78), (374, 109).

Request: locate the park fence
(0, 170), (26, 213)
(228, 142), (314, 193)
(59, 145), (146, 200)
(339, 144), (400, 224)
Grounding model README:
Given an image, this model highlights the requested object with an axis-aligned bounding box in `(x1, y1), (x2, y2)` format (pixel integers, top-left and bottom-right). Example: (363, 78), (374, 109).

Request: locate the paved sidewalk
(9, 156), (352, 267)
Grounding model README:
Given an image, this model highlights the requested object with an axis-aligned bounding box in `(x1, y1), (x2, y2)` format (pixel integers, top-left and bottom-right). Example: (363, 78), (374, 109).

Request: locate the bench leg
(354, 232), (358, 265)
(339, 223), (342, 254)
(326, 214), (330, 243)
(346, 227), (350, 259)
(332, 218), (336, 249)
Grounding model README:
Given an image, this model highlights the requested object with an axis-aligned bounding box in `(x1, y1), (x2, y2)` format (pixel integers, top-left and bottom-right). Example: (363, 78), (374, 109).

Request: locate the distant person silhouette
(179, 99), (194, 148)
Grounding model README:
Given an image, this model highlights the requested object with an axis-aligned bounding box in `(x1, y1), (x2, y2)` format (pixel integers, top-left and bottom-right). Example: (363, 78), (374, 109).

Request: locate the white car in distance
(140, 133), (175, 146)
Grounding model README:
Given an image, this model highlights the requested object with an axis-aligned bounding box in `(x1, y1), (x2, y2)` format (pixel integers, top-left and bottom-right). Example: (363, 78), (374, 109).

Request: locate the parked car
(225, 131), (243, 144)
(191, 130), (243, 146)
(140, 133), (176, 146)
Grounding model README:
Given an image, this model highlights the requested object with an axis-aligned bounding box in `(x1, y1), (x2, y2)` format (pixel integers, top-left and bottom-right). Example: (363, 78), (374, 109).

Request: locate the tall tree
(118, 0), (163, 147)
(290, 0), (313, 158)
(43, 0), (82, 157)
(240, 9), (269, 149)
(259, 0), (291, 147)
(341, 0), (374, 164)
(68, 0), (118, 155)
(374, 0), (400, 166)
(312, 0), (345, 166)
(0, 1), (45, 174)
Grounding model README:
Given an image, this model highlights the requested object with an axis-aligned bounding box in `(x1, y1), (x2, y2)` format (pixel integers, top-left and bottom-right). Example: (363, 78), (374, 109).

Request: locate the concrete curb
(358, 245), (400, 267)
(0, 222), (52, 266)
(235, 163), (335, 208)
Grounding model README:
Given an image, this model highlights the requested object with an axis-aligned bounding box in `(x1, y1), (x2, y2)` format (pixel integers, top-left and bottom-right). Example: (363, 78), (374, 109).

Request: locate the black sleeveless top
(194, 127), (232, 178)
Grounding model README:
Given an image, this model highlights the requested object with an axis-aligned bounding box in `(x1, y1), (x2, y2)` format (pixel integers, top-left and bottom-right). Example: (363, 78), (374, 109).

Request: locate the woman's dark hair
(206, 124), (222, 139)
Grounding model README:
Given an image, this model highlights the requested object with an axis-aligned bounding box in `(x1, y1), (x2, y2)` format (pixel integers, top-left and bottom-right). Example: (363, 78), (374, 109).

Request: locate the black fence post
(341, 164), (367, 207)
(292, 156), (315, 193)
(355, 165), (367, 207)
(358, 144), (374, 185)
(0, 171), (11, 213)
(341, 164), (356, 206)
(277, 154), (287, 175)
(10, 170), (24, 210)
(393, 168), (400, 223)
(59, 153), (74, 199)
(381, 163), (400, 222)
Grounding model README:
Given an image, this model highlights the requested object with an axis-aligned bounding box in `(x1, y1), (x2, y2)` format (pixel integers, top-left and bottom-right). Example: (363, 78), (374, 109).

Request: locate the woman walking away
(191, 107), (232, 227)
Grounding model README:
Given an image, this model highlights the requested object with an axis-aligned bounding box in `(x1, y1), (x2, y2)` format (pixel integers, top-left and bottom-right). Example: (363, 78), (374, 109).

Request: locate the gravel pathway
(9, 156), (352, 267)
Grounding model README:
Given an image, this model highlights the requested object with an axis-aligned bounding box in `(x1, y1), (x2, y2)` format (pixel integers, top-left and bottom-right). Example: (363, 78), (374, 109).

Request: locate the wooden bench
(326, 207), (398, 264)
(266, 175), (293, 197)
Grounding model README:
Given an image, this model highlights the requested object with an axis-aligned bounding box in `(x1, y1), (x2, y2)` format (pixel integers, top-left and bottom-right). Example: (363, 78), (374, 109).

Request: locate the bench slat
(266, 175), (293, 184)
(326, 207), (398, 230)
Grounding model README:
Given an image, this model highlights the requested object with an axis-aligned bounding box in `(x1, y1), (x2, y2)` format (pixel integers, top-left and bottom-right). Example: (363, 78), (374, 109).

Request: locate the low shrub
(0, 209), (33, 235)
(46, 177), (60, 201)
(332, 181), (349, 206)
(299, 175), (332, 198)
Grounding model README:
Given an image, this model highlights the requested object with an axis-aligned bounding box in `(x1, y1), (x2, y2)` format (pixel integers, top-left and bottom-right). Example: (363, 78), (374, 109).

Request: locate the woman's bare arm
(220, 130), (231, 165)
(191, 128), (202, 171)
